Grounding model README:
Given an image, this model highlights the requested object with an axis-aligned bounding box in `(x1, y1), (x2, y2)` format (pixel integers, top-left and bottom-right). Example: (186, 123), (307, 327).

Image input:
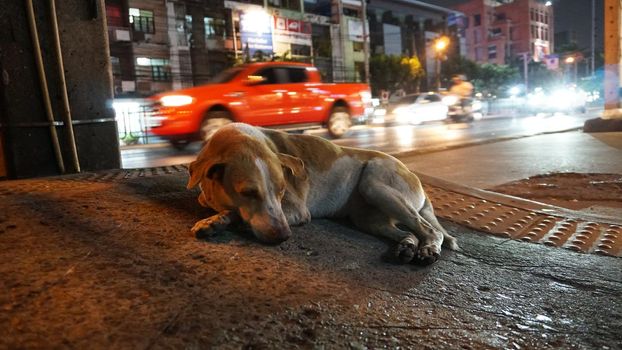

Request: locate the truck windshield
(209, 67), (244, 84)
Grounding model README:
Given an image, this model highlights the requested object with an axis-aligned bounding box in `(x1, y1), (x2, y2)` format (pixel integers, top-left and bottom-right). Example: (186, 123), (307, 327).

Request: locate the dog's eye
(240, 189), (260, 199)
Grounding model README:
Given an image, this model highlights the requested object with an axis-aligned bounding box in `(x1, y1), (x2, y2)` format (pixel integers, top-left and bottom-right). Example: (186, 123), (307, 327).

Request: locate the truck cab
(147, 62), (372, 149)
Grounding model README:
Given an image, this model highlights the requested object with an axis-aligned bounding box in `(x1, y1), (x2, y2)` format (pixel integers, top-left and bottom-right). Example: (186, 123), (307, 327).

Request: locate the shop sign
(348, 19), (364, 42)
(240, 10), (274, 56)
(273, 16), (311, 46)
(302, 13), (330, 25)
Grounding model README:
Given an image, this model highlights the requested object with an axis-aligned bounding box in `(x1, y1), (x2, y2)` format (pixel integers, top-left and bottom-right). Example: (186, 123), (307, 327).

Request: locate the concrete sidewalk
(1, 129), (621, 349)
(399, 130), (622, 189)
(1, 167), (621, 349)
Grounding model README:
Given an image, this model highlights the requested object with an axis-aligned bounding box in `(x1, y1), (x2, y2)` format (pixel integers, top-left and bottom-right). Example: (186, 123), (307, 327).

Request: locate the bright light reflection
(395, 126), (414, 147)
(521, 114), (574, 132)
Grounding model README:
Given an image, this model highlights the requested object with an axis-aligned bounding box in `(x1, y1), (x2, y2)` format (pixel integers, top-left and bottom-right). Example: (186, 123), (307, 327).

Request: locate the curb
(388, 126), (583, 158)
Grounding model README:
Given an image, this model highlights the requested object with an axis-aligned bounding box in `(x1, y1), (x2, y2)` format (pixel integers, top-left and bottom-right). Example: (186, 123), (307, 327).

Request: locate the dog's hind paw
(416, 244), (441, 266)
(395, 236), (419, 264)
(191, 211), (233, 239)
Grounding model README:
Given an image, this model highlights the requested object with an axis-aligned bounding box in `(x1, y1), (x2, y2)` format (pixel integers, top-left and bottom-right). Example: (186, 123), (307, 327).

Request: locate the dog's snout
(264, 224), (291, 244)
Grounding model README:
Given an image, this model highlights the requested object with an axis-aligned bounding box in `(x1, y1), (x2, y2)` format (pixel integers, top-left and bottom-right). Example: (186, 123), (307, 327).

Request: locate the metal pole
(603, 0), (621, 118)
(25, 0), (65, 174)
(590, 0), (596, 76)
(231, 10), (238, 60)
(436, 57), (441, 91)
(522, 52), (529, 91)
(361, 0), (369, 84)
(49, 0), (81, 173)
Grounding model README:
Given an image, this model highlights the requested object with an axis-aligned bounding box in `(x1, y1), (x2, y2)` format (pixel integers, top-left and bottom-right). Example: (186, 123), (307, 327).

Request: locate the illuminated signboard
(240, 10), (273, 57)
(273, 16), (312, 46)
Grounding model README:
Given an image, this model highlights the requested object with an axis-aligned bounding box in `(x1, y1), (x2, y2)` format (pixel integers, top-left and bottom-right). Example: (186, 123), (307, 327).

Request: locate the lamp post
(434, 36), (449, 91)
(565, 56), (577, 83)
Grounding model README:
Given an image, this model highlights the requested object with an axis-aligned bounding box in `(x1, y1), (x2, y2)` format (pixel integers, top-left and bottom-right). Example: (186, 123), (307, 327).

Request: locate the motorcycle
(442, 95), (475, 123)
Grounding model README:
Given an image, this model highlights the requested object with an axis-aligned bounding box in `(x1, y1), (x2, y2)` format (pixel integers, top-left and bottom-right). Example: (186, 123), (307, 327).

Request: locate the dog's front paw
(191, 212), (233, 239)
(395, 236), (419, 264)
(416, 244), (441, 266)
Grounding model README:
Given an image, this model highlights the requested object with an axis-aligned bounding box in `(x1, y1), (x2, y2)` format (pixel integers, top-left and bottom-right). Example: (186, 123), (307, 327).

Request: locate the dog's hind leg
(420, 198), (459, 251)
(357, 161), (447, 264)
(350, 208), (420, 263)
(191, 210), (238, 239)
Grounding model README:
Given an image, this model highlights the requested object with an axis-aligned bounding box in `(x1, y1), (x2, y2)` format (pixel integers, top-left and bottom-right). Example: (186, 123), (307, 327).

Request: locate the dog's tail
(442, 232), (460, 251)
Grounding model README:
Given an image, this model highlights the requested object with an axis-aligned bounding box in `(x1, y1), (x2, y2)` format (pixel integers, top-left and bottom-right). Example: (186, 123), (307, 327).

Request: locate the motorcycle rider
(448, 74), (475, 121)
(449, 74), (474, 100)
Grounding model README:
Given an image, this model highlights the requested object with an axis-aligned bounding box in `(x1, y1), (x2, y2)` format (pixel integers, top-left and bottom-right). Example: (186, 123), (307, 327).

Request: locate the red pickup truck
(147, 62), (373, 149)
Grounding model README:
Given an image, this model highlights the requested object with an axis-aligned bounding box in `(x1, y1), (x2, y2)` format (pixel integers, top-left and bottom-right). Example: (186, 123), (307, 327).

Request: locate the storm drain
(422, 181), (622, 258)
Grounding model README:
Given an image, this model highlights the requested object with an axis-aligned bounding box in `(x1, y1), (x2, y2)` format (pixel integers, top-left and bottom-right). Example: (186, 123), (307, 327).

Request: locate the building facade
(104, 0), (458, 97)
(365, 0), (461, 91)
(451, 0), (554, 65)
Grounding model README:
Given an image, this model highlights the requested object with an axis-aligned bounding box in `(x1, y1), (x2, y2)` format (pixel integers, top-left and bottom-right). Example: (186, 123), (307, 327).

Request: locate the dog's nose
(263, 225), (291, 244)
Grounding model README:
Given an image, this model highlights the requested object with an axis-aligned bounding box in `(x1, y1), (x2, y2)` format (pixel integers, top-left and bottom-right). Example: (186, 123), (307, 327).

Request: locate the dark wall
(0, 0), (120, 179)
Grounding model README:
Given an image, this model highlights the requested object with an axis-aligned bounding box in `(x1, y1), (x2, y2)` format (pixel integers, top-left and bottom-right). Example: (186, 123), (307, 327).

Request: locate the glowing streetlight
(435, 36), (450, 52)
(565, 56), (575, 64)
(434, 36), (450, 91)
(545, 1), (552, 6)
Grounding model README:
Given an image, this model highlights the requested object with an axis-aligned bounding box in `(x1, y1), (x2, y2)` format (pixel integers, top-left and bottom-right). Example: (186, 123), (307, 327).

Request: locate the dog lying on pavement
(187, 123), (458, 265)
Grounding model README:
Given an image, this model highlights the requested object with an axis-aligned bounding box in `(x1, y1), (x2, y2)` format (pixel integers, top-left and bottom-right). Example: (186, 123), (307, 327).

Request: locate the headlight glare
(160, 95), (194, 107)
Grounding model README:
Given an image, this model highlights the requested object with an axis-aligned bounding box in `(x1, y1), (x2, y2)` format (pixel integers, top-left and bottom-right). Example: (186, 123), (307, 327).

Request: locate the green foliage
(369, 54), (425, 96)
(442, 55), (519, 96)
(473, 63), (520, 96)
(527, 61), (560, 90)
(272, 50), (294, 62)
(441, 55), (479, 84)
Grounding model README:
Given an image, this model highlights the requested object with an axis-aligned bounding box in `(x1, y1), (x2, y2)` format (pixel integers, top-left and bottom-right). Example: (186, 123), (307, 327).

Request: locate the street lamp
(565, 56), (577, 83)
(435, 37), (449, 52)
(434, 36), (450, 91)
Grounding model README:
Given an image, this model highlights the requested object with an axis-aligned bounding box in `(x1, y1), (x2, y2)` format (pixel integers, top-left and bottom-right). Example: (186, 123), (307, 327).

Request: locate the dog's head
(187, 135), (306, 244)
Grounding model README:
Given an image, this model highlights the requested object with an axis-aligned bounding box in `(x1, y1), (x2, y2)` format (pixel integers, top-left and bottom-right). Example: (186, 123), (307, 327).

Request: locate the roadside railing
(112, 99), (160, 146)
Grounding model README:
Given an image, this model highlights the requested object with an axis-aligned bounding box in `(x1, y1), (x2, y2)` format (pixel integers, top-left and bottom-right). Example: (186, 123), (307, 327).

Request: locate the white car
(386, 93), (449, 125)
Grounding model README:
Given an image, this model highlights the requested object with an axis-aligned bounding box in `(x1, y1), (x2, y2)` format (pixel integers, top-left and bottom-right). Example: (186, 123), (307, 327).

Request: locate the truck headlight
(360, 91), (372, 103)
(160, 95), (194, 107)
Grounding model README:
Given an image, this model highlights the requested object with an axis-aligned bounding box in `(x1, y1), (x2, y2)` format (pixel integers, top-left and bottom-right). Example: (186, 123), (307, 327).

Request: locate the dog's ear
(187, 160), (203, 189)
(277, 153), (307, 180)
(187, 161), (226, 189)
(206, 163), (226, 181)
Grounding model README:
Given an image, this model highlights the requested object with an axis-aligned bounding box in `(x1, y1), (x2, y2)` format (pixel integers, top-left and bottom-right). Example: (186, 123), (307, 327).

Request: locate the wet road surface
(121, 111), (599, 169)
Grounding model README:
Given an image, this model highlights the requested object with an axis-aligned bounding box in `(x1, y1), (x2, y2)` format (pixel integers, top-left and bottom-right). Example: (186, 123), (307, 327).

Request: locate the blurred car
(374, 93), (449, 125)
(146, 62), (373, 149)
(526, 86), (587, 114)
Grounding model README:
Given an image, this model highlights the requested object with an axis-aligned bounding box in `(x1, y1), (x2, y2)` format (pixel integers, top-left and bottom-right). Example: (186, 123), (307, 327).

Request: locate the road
(120, 110), (600, 169)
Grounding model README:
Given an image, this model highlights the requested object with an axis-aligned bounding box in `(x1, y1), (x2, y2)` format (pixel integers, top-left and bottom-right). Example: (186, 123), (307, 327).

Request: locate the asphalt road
(120, 110), (600, 169)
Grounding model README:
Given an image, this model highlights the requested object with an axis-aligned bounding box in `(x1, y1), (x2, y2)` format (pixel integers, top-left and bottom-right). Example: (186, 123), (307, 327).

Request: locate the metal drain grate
(424, 184), (622, 257)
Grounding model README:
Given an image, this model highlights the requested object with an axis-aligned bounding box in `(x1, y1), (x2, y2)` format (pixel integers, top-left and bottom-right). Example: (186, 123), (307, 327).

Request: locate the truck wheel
(169, 140), (190, 150)
(327, 107), (351, 138)
(201, 111), (232, 142)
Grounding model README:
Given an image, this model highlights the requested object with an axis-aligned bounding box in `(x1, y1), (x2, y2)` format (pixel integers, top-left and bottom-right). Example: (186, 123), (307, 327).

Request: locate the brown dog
(187, 123), (457, 264)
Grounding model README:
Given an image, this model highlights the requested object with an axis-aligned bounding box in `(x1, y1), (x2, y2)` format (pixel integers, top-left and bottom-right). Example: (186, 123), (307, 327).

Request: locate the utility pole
(591, 0), (596, 76)
(603, 0), (621, 117)
(585, 0), (622, 130)
(519, 52), (529, 91)
(361, 0), (370, 84)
